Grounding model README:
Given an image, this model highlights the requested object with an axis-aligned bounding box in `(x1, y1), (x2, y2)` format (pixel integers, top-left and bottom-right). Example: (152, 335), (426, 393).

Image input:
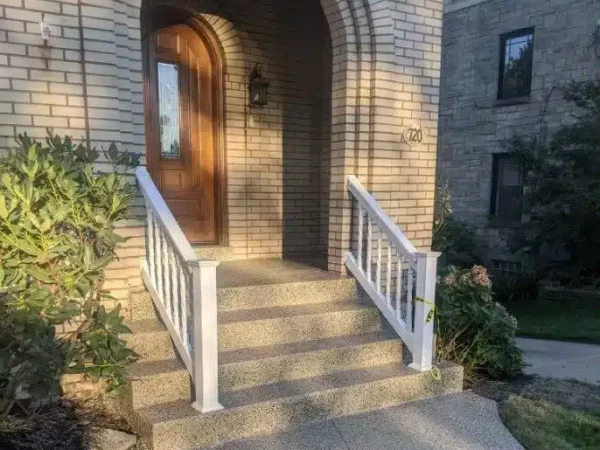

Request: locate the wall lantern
(40, 14), (51, 42)
(40, 15), (52, 69)
(249, 64), (268, 107)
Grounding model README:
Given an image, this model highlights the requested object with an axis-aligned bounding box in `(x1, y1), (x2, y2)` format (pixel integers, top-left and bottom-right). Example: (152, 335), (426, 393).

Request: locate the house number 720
(401, 127), (423, 144)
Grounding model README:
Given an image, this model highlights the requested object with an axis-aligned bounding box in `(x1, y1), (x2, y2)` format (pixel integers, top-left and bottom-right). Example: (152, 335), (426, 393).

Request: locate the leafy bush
(492, 272), (539, 306)
(507, 81), (600, 286)
(433, 182), (480, 268)
(436, 265), (523, 379)
(0, 302), (68, 420)
(0, 132), (139, 416)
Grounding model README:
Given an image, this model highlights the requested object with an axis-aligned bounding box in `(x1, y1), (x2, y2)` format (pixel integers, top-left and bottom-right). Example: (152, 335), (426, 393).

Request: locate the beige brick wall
(0, 0), (146, 314)
(0, 0), (443, 301)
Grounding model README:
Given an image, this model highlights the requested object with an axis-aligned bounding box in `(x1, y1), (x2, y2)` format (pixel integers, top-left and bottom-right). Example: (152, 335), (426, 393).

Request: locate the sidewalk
(517, 337), (600, 385)
(213, 392), (523, 450)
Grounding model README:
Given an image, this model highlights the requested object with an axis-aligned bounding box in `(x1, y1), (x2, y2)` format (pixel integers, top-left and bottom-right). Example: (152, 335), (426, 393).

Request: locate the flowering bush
(436, 265), (523, 379)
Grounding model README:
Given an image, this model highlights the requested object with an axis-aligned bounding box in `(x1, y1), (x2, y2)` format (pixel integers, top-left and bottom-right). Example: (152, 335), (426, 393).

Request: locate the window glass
(492, 155), (524, 221)
(498, 30), (534, 99)
(157, 62), (181, 159)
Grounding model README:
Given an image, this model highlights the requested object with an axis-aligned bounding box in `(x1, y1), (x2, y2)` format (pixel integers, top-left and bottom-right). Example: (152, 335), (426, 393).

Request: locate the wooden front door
(144, 21), (222, 244)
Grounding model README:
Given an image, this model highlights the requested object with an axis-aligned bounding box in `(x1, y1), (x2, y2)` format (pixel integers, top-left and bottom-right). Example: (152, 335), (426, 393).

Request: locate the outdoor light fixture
(249, 64), (268, 107)
(40, 15), (51, 43)
(40, 15), (51, 69)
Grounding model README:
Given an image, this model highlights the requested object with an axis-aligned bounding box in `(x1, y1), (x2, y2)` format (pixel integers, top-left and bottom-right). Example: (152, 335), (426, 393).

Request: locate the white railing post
(191, 260), (223, 413)
(409, 251), (440, 372)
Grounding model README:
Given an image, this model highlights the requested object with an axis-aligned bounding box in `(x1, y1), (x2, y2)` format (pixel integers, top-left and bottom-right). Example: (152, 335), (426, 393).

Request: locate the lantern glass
(249, 65), (268, 107)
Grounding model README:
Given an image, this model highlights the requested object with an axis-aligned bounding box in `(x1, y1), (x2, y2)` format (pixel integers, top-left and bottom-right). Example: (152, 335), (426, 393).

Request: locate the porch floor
(217, 257), (346, 289)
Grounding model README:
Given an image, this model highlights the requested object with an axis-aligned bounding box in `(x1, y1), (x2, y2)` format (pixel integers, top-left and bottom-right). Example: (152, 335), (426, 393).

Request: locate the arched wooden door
(144, 17), (224, 244)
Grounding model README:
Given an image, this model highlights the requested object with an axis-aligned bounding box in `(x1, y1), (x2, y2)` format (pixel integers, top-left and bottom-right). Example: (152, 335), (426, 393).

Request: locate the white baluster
(163, 233), (172, 317)
(156, 229), (165, 306)
(376, 227), (382, 294)
(169, 246), (181, 334)
(386, 244), (392, 306)
(147, 208), (155, 284)
(367, 217), (372, 281)
(406, 260), (414, 332)
(357, 205), (364, 272)
(179, 258), (190, 352)
(395, 256), (403, 321)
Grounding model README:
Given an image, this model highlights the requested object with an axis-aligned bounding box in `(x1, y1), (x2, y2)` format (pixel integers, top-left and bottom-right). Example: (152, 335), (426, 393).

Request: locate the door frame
(142, 7), (228, 245)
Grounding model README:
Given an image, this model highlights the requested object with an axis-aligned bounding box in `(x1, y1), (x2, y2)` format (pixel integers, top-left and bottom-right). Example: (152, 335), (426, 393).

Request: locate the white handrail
(347, 175), (416, 259)
(136, 167), (198, 263)
(345, 175), (439, 372)
(136, 166), (223, 413)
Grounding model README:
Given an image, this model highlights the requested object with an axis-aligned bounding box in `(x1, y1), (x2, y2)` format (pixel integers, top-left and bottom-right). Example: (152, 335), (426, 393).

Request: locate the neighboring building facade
(439, 0), (600, 270)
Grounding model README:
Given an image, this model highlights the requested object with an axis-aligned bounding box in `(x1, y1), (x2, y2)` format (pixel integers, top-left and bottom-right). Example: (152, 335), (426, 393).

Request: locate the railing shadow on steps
(345, 175), (440, 372)
(136, 166), (223, 413)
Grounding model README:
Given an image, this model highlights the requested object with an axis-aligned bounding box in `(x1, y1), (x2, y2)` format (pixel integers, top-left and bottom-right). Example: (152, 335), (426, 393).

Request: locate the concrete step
(124, 319), (176, 362)
(217, 278), (358, 311)
(128, 330), (403, 409)
(216, 259), (358, 311)
(194, 245), (237, 261)
(129, 290), (158, 322)
(218, 300), (382, 351)
(128, 359), (190, 410)
(127, 277), (359, 321)
(132, 362), (463, 450)
(219, 330), (403, 392)
(126, 299), (382, 360)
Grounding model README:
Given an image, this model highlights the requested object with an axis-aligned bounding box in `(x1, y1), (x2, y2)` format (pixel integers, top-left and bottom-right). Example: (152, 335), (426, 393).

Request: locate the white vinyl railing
(345, 175), (439, 372)
(136, 167), (222, 413)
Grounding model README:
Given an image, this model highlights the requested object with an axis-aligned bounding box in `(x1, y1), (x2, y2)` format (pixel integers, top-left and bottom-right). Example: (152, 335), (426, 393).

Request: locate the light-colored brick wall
(0, 0), (444, 300)
(438, 0), (600, 264)
(0, 0), (146, 314)
(385, 0), (443, 249)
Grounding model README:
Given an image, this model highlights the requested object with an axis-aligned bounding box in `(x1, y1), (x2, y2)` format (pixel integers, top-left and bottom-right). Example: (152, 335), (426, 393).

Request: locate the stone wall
(438, 0), (600, 264)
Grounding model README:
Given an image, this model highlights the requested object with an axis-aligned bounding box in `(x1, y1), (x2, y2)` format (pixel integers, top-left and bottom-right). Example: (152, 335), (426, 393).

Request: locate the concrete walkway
(517, 337), (600, 385)
(212, 392), (523, 450)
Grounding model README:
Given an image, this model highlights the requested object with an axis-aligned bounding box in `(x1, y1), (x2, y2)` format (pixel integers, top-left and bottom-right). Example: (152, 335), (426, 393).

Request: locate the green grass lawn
(500, 396), (600, 450)
(475, 378), (600, 450)
(506, 301), (600, 344)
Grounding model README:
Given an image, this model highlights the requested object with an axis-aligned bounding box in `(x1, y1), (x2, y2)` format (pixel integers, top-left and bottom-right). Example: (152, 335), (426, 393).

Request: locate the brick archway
(134, 0), (393, 271)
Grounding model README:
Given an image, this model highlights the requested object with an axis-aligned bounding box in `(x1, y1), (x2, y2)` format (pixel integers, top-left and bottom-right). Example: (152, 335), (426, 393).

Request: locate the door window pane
(498, 29), (534, 100)
(157, 62), (181, 159)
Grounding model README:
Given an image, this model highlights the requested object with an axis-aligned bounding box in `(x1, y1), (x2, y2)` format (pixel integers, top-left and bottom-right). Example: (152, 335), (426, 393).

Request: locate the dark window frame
(490, 153), (524, 222)
(497, 28), (534, 100)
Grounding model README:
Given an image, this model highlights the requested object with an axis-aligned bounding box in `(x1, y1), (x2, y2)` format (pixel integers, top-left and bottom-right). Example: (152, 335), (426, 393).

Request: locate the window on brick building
(491, 154), (524, 222)
(498, 28), (534, 100)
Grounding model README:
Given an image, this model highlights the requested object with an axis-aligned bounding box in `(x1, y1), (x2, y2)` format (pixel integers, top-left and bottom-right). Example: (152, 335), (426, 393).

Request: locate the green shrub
(436, 265), (523, 379)
(492, 272), (539, 306)
(0, 302), (68, 420)
(0, 132), (139, 416)
(433, 182), (480, 268)
(507, 81), (600, 286)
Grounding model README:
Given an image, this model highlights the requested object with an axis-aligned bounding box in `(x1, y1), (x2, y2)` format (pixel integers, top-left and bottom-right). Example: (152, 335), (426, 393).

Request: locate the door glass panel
(157, 62), (181, 159)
